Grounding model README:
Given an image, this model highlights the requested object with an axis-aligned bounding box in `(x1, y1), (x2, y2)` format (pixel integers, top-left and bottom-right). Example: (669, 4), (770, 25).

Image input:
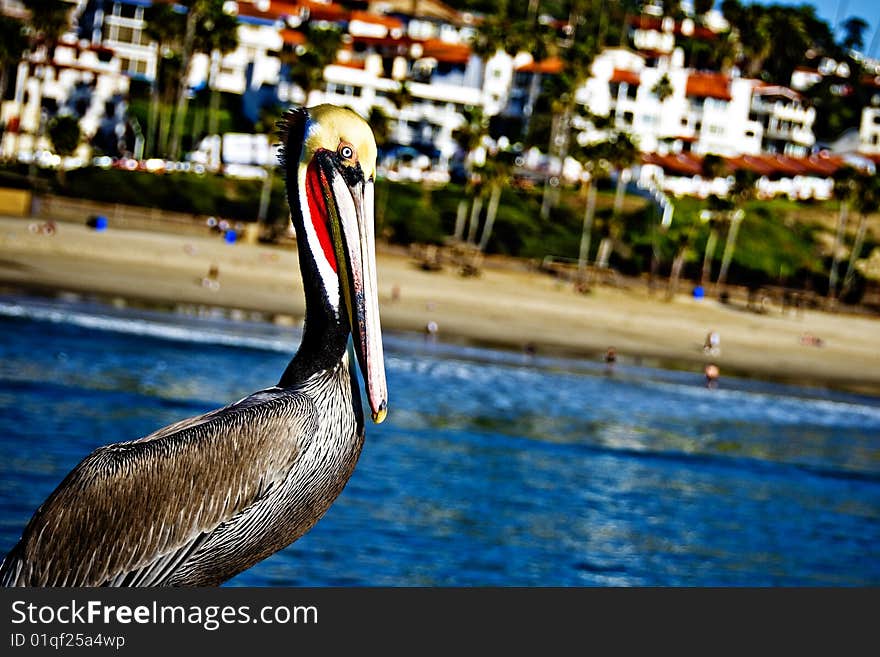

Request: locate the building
(0, 0), (851, 196)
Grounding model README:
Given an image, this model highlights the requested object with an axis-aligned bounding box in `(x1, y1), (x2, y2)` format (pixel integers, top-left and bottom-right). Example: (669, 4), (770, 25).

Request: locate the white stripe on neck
(298, 161), (340, 316)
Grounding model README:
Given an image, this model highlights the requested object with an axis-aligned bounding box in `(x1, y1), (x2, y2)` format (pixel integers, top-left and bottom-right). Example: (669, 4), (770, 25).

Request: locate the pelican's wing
(0, 389), (317, 587)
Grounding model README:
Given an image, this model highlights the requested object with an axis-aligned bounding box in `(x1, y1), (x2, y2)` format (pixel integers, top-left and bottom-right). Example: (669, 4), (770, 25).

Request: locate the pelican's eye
(339, 143), (355, 161)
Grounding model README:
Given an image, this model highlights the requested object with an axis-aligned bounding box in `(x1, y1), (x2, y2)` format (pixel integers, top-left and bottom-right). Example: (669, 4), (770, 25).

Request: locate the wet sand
(1, 215), (879, 396)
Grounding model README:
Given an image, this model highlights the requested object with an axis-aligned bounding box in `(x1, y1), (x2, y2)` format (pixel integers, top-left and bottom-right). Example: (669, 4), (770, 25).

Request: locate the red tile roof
(861, 74), (880, 89)
(350, 10), (403, 30)
(420, 39), (471, 64)
(280, 28), (306, 46)
(644, 151), (847, 179)
(686, 72), (731, 101)
(516, 56), (564, 74)
(301, 0), (349, 22)
(236, 1), (303, 21)
(641, 152), (703, 176)
(611, 68), (640, 86)
(628, 15), (717, 40)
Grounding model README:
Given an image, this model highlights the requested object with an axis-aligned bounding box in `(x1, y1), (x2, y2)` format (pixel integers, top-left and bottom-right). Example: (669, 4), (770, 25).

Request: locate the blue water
(0, 295), (878, 586)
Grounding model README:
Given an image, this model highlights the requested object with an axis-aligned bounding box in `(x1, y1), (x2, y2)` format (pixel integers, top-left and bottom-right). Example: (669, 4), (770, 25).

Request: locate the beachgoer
(704, 363), (720, 388)
(201, 263), (220, 291)
(604, 346), (617, 371)
(704, 330), (720, 356)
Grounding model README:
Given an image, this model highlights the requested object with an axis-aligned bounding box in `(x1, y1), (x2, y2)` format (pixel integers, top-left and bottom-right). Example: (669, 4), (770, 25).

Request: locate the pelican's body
(0, 105), (387, 587)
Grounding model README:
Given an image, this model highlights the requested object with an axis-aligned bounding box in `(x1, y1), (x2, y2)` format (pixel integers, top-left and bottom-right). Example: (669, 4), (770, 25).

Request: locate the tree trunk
(578, 181), (596, 270)
(453, 198), (468, 241)
(595, 236), (613, 269)
(840, 212), (868, 299)
(257, 166), (273, 223)
(158, 101), (173, 156)
(208, 49), (221, 136)
(540, 112), (563, 219)
(466, 194), (483, 244)
(478, 182), (502, 252)
(0, 66), (8, 110)
(715, 212), (743, 289)
(828, 200), (849, 301)
(540, 107), (571, 219)
(168, 4), (199, 161)
(612, 168), (628, 220)
(667, 247), (687, 300)
(700, 227), (718, 287)
(146, 76), (160, 157)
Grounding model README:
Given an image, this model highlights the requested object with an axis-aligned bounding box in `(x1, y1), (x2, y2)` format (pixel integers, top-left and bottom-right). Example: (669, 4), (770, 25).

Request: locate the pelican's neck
(278, 168), (350, 388)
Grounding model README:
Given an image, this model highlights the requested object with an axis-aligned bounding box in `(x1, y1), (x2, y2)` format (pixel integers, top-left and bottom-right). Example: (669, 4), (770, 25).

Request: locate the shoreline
(2, 215), (880, 397)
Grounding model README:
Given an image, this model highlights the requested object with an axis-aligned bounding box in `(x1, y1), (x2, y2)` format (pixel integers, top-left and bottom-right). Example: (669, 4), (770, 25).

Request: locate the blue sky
(758, 0), (879, 57)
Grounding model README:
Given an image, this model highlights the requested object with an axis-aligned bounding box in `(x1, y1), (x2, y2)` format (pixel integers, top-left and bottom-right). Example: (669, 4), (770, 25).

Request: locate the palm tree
(665, 215), (701, 301)
(27, 0), (69, 59)
(840, 172), (880, 300)
(538, 2), (601, 219)
(198, 3), (239, 137)
(144, 2), (185, 157)
(0, 15), (26, 109)
(477, 147), (517, 252)
(692, 155), (728, 289)
(47, 113), (79, 184)
(594, 131), (638, 269)
(0, 14), (27, 155)
(715, 169), (757, 290)
(451, 105), (488, 242)
(149, 0), (238, 160)
(167, 0), (203, 162)
(25, 0), (71, 158)
(828, 165), (859, 303)
(651, 74), (674, 103)
(286, 23), (343, 104)
(571, 139), (611, 272)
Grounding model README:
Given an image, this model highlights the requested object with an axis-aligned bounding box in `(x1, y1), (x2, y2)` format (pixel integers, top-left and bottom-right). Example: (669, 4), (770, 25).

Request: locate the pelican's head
(281, 104), (387, 423)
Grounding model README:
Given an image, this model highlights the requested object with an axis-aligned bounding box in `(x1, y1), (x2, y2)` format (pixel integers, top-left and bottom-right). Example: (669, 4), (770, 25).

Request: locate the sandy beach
(1, 214), (879, 396)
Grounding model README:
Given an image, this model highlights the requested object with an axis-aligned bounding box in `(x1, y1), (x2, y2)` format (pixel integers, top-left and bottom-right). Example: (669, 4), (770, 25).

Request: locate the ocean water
(0, 295), (877, 586)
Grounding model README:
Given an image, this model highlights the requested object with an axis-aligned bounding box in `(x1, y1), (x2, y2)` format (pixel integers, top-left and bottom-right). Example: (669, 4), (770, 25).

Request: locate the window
(119, 3), (138, 19)
(622, 111), (634, 125)
(115, 26), (134, 43)
(625, 83), (637, 100)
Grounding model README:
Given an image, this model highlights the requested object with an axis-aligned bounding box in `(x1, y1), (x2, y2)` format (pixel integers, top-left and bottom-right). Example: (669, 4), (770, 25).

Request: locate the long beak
(322, 159), (388, 423)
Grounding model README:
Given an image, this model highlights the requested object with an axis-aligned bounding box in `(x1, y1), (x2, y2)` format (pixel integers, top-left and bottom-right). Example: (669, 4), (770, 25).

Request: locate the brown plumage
(0, 104), (387, 586)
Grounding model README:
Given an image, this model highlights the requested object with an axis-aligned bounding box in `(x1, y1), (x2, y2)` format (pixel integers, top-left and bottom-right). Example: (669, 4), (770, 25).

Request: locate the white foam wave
(0, 300), (299, 353)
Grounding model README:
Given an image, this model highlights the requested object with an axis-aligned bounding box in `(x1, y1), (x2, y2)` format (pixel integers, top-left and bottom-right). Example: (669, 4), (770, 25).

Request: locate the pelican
(0, 104), (388, 586)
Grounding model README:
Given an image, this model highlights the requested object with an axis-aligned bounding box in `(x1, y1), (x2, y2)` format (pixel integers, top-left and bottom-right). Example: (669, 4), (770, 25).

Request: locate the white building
(860, 106), (880, 153)
(567, 47), (815, 158)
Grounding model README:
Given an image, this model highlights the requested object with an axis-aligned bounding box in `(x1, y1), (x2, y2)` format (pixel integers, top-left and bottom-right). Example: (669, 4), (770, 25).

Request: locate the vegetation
(142, 0), (239, 160)
(7, 156), (877, 301)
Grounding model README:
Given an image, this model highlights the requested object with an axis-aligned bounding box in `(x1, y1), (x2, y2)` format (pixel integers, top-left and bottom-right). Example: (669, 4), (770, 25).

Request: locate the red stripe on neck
(305, 159), (338, 273)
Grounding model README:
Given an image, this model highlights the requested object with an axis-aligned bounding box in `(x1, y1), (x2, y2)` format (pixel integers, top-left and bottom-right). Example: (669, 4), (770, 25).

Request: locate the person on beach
(704, 363), (720, 388)
(604, 346), (617, 373)
(704, 330), (720, 356)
